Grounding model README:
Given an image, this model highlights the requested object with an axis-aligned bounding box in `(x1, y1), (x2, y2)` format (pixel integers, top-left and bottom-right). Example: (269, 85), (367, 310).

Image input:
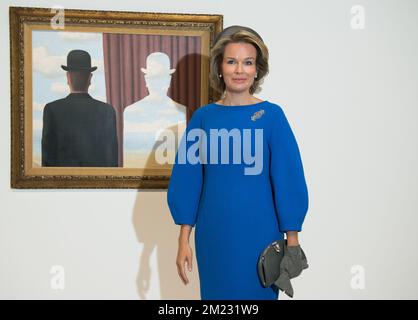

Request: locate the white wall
(1, 0), (418, 299)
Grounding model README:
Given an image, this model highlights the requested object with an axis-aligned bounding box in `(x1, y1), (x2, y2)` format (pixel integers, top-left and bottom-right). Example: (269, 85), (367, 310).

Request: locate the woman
(167, 25), (309, 300)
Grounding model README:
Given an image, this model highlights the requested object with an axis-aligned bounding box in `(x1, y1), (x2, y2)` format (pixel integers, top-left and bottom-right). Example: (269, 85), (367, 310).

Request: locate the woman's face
(220, 42), (257, 94)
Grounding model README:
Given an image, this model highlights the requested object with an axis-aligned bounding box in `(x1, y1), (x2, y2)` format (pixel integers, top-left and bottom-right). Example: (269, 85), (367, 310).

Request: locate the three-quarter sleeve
(269, 106), (309, 233)
(167, 109), (204, 227)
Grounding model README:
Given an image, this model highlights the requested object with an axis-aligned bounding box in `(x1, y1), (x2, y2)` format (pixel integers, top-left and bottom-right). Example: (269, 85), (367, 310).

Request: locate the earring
(255, 74), (258, 78)
(219, 74), (222, 78)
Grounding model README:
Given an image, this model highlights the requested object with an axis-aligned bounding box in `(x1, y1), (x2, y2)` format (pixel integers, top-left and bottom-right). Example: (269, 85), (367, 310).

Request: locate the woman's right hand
(176, 240), (193, 285)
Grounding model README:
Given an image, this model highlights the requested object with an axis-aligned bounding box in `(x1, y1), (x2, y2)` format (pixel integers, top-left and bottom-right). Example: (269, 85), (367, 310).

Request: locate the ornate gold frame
(10, 6), (222, 189)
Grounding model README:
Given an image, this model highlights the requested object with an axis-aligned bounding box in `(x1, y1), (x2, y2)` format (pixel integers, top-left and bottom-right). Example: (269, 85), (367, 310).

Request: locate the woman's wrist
(179, 224), (192, 244)
(178, 236), (190, 245)
(286, 231), (300, 246)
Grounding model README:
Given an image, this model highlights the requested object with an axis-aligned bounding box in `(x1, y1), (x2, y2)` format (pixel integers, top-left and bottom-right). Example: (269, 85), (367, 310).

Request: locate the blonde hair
(210, 29), (269, 95)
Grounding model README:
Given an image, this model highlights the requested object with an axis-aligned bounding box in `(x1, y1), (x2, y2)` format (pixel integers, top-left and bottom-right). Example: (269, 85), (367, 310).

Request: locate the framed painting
(10, 6), (223, 188)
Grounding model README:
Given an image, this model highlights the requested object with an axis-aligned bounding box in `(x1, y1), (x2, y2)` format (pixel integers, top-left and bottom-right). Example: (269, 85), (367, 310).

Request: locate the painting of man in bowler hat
(42, 49), (118, 167)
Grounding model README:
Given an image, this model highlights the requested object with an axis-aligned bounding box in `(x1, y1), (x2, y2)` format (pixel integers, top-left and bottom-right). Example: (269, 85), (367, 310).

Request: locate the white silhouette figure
(123, 52), (186, 168)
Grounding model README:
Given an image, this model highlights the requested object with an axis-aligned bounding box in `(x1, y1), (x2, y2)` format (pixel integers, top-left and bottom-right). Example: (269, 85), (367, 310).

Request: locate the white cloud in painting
(50, 82), (96, 94)
(87, 83), (96, 93)
(93, 95), (107, 103)
(33, 118), (43, 131)
(91, 59), (104, 73)
(50, 82), (69, 94)
(33, 46), (65, 78)
(33, 102), (45, 112)
(59, 32), (100, 42)
(33, 46), (104, 78)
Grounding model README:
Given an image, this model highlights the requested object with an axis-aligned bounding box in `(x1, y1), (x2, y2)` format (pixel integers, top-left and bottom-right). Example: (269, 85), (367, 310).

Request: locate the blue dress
(167, 100), (309, 300)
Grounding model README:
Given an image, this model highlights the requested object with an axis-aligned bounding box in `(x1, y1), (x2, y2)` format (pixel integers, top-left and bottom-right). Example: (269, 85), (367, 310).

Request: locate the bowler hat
(61, 49), (97, 72)
(141, 52), (175, 77)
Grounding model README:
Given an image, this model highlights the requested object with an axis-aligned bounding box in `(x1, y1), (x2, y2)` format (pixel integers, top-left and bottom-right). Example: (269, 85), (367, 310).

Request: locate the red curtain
(103, 33), (201, 166)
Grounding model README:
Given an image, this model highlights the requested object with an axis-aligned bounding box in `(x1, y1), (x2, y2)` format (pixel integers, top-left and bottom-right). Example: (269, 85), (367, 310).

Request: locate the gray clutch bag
(257, 239), (287, 287)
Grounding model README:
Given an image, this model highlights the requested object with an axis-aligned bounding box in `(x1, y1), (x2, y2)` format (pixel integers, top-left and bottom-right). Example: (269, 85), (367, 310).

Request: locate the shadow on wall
(130, 51), (202, 299)
(131, 189), (200, 300)
(130, 106), (197, 299)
